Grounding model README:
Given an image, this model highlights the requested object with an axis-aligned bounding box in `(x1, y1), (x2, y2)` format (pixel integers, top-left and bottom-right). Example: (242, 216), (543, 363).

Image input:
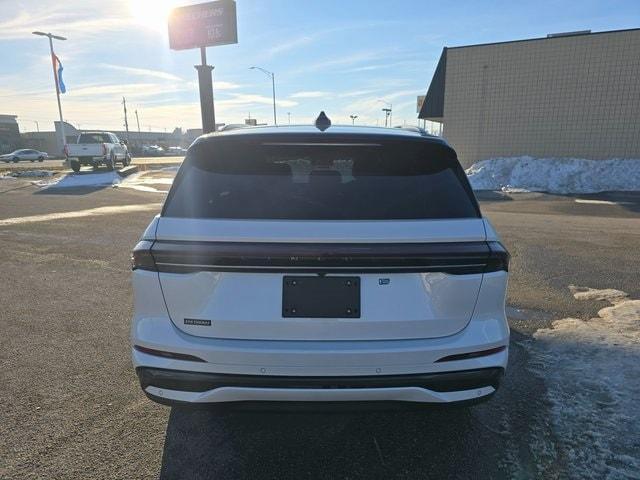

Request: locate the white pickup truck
(65, 132), (131, 172)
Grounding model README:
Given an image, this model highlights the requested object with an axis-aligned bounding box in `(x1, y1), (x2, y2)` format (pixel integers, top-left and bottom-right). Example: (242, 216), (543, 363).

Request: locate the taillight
(485, 241), (510, 272)
(102, 143), (107, 155)
(131, 240), (157, 271)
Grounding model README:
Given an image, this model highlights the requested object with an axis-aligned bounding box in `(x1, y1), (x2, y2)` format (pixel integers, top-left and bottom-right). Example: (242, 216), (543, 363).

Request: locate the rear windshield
(163, 137), (479, 220)
(78, 133), (111, 144)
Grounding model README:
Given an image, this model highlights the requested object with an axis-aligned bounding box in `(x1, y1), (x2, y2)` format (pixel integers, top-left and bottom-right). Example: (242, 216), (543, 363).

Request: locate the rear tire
(105, 155), (115, 171)
(38, 156), (44, 162)
(70, 160), (81, 173)
(30, 158), (35, 162)
(12, 157), (19, 163)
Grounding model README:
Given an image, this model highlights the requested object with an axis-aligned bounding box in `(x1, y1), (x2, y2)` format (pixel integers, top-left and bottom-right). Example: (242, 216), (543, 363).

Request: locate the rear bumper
(137, 367), (503, 406)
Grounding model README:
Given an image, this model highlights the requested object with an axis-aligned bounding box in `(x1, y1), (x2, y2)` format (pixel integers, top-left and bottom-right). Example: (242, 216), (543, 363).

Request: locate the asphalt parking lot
(1, 170), (639, 479)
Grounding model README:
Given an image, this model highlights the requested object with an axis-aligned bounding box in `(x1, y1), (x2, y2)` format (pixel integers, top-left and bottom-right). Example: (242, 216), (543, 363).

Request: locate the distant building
(0, 114), (20, 153)
(419, 28), (640, 167)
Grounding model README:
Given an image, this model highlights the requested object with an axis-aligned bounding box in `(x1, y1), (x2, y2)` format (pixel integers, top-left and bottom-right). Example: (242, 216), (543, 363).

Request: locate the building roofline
(446, 27), (640, 50)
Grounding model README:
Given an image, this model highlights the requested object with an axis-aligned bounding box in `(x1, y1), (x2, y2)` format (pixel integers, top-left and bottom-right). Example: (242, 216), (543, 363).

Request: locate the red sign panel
(168, 0), (238, 51)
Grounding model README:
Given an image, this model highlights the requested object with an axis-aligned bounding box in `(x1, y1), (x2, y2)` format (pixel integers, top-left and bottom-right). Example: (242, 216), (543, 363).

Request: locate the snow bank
(35, 172), (120, 189)
(527, 286), (640, 478)
(466, 157), (640, 194)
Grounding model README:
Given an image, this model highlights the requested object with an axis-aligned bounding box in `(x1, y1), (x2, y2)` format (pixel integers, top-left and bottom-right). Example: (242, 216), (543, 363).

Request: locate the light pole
(349, 114), (358, 125)
(250, 66), (277, 125)
(378, 99), (392, 127)
(33, 31), (67, 157)
(287, 112), (291, 124)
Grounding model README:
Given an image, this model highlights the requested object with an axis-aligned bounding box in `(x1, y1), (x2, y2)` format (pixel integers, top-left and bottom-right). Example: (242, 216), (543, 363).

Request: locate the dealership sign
(168, 0), (238, 51)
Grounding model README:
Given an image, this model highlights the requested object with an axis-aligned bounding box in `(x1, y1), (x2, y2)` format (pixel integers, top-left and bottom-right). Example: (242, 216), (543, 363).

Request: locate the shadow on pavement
(158, 333), (558, 480)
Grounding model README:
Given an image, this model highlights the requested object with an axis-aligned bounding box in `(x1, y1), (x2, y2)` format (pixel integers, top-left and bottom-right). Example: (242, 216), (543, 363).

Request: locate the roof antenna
(314, 111), (331, 131)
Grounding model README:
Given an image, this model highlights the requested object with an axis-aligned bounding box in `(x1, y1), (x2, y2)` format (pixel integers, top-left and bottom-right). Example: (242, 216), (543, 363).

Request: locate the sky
(0, 0), (638, 134)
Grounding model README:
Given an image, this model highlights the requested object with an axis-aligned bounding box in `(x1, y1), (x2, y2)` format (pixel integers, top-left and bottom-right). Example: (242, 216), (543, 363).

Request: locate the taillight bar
(131, 240), (157, 271)
(140, 240), (510, 274)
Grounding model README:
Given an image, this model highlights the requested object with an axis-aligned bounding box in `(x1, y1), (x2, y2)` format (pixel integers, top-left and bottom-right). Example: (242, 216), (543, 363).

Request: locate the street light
(349, 114), (358, 125)
(33, 31), (67, 157)
(378, 99), (392, 127)
(249, 66), (277, 126)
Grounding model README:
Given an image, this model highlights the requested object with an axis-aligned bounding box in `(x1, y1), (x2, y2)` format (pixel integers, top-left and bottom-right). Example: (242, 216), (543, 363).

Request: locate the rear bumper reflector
(133, 345), (206, 363)
(435, 345), (507, 363)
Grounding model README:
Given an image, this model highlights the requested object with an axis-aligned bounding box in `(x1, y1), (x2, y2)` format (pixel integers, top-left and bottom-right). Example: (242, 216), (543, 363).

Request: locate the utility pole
(382, 108), (391, 127)
(287, 112), (291, 124)
(122, 97), (130, 142)
(349, 114), (358, 125)
(32, 31), (67, 157)
(135, 110), (141, 134)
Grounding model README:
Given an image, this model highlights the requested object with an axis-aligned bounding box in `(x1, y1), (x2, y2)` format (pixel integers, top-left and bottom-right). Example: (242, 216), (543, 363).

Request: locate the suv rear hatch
(152, 133), (493, 341)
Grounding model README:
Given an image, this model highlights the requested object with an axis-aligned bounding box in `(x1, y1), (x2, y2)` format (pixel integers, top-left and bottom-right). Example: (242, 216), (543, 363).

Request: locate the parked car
(65, 132), (131, 172)
(131, 114), (510, 408)
(141, 145), (165, 156)
(1, 149), (48, 163)
(166, 146), (187, 156)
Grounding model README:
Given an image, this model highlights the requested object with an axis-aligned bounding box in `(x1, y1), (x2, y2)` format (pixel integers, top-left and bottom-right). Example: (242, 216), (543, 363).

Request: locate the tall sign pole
(33, 31), (67, 156)
(196, 47), (216, 133)
(169, 0), (237, 134)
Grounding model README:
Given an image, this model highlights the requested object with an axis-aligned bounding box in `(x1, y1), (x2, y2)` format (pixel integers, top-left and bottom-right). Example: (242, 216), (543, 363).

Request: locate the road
(0, 173), (638, 479)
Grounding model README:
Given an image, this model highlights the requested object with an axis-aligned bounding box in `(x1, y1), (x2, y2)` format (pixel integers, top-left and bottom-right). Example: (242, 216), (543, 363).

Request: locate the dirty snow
(466, 157), (640, 194)
(527, 286), (640, 479)
(1, 170), (56, 180)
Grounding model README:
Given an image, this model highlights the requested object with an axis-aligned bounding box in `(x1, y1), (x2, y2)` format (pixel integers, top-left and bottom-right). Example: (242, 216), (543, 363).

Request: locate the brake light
(102, 143), (107, 155)
(485, 241), (510, 272)
(131, 240), (157, 271)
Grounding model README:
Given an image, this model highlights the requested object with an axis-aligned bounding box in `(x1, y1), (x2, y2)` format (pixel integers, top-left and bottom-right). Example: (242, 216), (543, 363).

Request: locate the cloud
(268, 35), (314, 56)
(289, 91), (330, 99)
(99, 64), (184, 82)
(218, 93), (298, 108)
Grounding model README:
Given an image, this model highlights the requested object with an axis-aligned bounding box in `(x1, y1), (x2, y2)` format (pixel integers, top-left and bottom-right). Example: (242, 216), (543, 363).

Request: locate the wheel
(12, 157), (19, 163)
(30, 158), (35, 162)
(123, 154), (131, 167)
(105, 155), (115, 171)
(38, 156), (44, 162)
(70, 160), (81, 173)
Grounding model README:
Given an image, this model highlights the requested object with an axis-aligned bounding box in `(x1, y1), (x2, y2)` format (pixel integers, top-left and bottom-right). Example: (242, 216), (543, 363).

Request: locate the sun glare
(129, 0), (179, 31)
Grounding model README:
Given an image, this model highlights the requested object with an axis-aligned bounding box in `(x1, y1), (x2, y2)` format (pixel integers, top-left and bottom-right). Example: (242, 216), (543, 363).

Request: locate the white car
(131, 115), (510, 407)
(1, 149), (48, 163)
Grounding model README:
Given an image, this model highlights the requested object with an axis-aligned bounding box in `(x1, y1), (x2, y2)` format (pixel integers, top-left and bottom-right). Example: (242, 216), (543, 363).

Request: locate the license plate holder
(282, 276), (360, 318)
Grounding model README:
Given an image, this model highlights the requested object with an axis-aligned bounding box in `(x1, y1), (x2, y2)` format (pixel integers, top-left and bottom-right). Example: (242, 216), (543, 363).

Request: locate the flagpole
(33, 31), (67, 158)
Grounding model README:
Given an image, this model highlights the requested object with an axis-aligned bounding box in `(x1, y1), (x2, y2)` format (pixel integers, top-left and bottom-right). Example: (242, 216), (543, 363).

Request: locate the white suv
(131, 117), (509, 407)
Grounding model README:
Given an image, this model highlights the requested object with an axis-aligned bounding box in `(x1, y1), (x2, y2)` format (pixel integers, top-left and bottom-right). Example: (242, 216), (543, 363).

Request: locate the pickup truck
(65, 132), (131, 172)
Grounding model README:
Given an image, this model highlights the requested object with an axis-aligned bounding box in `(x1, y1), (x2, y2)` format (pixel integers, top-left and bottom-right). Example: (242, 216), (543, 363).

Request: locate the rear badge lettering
(184, 318), (211, 326)
(378, 278), (390, 285)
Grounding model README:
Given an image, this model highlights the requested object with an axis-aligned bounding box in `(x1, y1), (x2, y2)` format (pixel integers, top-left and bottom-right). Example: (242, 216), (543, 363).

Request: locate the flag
(53, 54), (66, 94)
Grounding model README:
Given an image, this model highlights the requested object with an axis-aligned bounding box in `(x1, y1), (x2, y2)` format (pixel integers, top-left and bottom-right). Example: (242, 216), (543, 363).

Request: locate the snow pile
(466, 157), (640, 194)
(527, 286), (640, 478)
(35, 171), (120, 189)
(114, 171), (174, 193)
